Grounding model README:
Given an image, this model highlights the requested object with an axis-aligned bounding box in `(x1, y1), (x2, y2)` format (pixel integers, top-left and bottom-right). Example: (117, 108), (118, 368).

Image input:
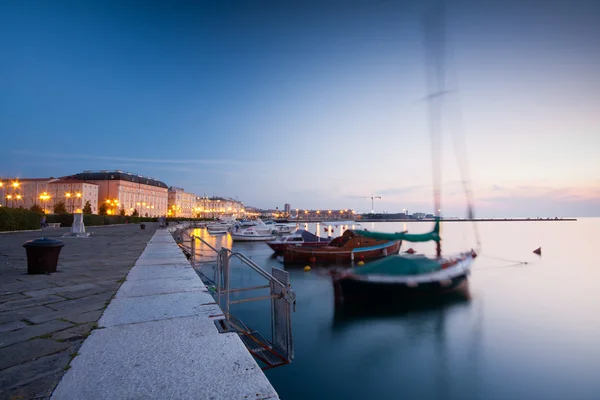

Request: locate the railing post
(190, 235), (196, 263)
(220, 248), (231, 320)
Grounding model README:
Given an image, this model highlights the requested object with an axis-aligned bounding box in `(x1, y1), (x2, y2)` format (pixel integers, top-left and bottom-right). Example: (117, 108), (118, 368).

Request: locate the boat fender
(382, 248), (387, 256)
(440, 279), (452, 287)
(357, 261), (365, 266)
(304, 266), (311, 272)
(405, 248), (416, 254)
(309, 256), (316, 264)
(406, 281), (418, 288)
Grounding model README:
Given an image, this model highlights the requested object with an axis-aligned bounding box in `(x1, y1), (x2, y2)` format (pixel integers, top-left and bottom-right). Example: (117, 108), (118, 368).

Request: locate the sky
(0, 0), (598, 217)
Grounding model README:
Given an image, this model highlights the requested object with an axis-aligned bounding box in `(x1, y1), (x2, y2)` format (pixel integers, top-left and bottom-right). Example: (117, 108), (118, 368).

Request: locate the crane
(351, 194), (381, 214)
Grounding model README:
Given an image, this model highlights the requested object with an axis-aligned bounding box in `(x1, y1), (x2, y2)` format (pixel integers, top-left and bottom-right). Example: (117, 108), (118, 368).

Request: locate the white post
(71, 212), (85, 234)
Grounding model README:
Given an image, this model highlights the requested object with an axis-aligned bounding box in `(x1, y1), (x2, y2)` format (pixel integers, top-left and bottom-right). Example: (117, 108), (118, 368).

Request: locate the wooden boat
(266, 229), (331, 254)
(331, 4), (480, 307)
(331, 222), (476, 305)
(282, 229), (401, 265)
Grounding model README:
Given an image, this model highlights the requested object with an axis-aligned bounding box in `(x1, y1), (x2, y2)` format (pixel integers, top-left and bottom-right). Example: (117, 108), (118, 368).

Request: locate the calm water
(190, 218), (600, 400)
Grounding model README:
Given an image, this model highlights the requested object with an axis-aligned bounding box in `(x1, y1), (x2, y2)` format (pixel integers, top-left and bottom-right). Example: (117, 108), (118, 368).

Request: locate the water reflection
(332, 289), (472, 330)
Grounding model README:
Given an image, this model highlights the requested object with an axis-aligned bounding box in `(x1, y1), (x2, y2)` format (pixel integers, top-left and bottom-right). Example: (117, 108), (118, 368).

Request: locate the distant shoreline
(360, 218), (577, 222)
(294, 218), (577, 223)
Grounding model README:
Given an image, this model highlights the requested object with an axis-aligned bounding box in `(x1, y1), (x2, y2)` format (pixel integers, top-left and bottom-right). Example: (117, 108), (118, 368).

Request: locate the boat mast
(422, 0), (447, 257)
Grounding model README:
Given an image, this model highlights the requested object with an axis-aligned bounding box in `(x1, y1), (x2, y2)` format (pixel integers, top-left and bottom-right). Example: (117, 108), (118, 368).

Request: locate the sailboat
(331, 2), (479, 306)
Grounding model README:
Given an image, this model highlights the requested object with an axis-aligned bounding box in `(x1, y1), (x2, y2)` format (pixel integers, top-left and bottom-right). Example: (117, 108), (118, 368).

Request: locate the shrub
(30, 204), (44, 215)
(0, 208), (41, 231)
(53, 200), (67, 214)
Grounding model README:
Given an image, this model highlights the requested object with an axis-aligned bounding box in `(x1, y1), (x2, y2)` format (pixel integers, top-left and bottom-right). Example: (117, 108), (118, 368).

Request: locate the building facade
(195, 196), (246, 219)
(1, 178), (99, 214)
(66, 171), (168, 217)
(167, 187), (196, 218)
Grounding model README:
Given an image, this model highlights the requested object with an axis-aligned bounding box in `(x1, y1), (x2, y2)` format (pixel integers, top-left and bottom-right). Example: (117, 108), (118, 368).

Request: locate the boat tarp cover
(298, 230), (330, 242)
(353, 254), (441, 276)
(354, 220), (440, 243)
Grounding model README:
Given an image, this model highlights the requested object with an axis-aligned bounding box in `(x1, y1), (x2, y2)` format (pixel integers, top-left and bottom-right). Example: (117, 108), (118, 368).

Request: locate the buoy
(405, 248), (416, 254)
(357, 261), (365, 266)
(304, 266), (311, 271)
(533, 247), (542, 256)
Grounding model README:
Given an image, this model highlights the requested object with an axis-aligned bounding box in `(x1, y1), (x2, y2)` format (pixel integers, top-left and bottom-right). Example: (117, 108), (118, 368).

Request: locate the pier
(0, 223), (278, 399)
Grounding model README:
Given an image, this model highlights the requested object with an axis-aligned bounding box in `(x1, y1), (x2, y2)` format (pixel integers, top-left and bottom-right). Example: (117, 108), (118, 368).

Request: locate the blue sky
(1, 0), (598, 217)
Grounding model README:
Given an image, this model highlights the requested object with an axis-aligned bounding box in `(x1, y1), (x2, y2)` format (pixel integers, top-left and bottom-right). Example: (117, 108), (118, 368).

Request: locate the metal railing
(183, 232), (295, 368)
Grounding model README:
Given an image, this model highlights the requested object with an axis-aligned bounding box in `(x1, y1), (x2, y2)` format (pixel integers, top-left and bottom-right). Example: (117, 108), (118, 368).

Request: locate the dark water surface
(191, 218), (600, 400)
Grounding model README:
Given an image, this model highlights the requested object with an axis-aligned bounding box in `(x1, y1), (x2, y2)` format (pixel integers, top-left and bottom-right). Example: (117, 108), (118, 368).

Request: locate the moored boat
(230, 219), (276, 241)
(282, 229), (401, 265)
(266, 229), (331, 254)
(332, 234), (476, 305)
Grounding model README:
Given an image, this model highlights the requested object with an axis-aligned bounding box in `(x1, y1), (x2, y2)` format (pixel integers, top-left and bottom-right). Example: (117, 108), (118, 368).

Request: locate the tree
(119, 207), (126, 216)
(99, 203), (108, 215)
(53, 200), (67, 214)
(131, 208), (139, 217)
(83, 200), (92, 215)
(30, 204), (44, 214)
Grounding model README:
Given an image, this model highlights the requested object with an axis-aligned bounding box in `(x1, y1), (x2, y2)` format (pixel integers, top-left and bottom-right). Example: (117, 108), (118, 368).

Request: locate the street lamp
(40, 192), (50, 213)
(6, 194), (12, 208)
(65, 192), (72, 213)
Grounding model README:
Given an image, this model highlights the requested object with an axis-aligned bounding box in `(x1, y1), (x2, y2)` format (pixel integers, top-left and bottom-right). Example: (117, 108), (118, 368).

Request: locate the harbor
(188, 218), (600, 400)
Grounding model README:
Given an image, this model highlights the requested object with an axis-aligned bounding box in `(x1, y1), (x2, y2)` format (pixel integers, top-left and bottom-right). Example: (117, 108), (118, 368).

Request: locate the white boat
(207, 226), (229, 235)
(230, 218), (276, 241)
(264, 220), (296, 235)
(206, 216), (236, 232)
(230, 227), (275, 241)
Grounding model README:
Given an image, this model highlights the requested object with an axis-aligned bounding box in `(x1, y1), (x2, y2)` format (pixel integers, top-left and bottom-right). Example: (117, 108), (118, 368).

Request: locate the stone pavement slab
(0, 223), (159, 399)
(52, 316), (278, 400)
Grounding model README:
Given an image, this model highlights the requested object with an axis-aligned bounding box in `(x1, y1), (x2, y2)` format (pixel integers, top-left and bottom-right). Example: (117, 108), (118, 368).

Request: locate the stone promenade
(0, 223), (158, 400)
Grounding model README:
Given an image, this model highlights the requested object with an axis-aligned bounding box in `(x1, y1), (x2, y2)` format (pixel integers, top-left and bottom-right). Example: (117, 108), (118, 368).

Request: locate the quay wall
(51, 226), (278, 399)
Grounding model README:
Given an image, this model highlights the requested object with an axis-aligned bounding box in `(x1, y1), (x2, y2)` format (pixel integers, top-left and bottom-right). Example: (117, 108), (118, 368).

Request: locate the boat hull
(283, 241), (401, 265)
(231, 234), (275, 242)
(332, 252), (475, 305)
(267, 241), (330, 254)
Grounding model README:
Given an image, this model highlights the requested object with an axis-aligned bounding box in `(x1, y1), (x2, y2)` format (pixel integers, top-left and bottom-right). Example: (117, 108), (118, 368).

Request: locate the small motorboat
(230, 219), (275, 241)
(283, 229), (401, 265)
(206, 216), (236, 233)
(266, 229), (331, 254)
(207, 226), (229, 235)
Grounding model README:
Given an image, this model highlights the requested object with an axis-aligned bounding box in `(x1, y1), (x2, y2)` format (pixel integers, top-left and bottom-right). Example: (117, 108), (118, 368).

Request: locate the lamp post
(65, 192), (72, 213)
(10, 181), (20, 208)
(6, 194), (12, 208)
(76, 192), (82, 213)
(40, 192), (50, 213)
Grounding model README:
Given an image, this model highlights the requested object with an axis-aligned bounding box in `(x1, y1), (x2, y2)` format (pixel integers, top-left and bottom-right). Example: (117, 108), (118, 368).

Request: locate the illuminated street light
(40, 192), (50, 213)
